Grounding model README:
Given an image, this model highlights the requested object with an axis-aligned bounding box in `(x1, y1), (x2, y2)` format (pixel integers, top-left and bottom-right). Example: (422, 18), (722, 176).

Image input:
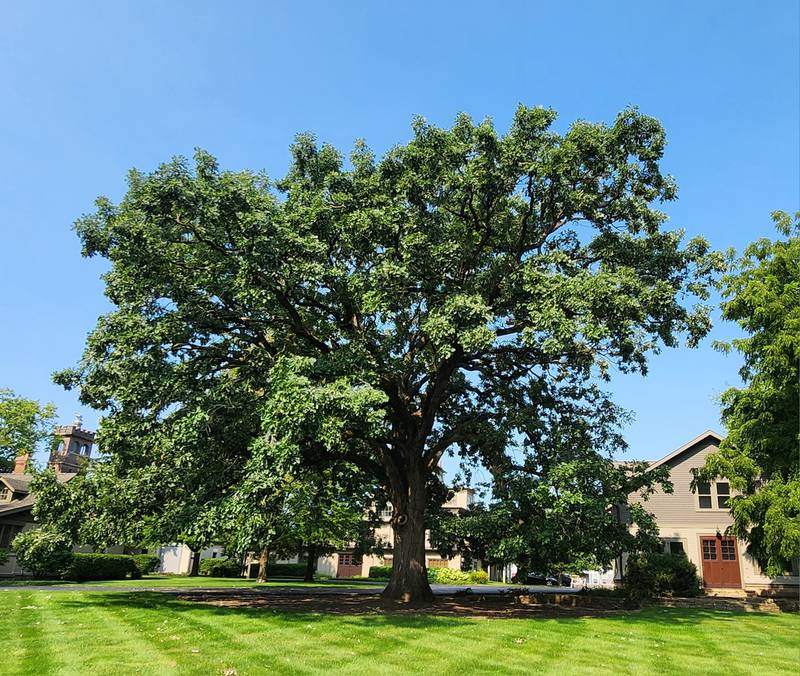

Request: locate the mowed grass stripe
(143, 598), (301, 674)
(53, 593), (182, 675)
(2, 592), (61, 676)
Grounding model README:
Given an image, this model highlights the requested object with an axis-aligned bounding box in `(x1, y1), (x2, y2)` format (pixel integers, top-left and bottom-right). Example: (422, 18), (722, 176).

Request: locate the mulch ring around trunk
(173, 591), (628, 619)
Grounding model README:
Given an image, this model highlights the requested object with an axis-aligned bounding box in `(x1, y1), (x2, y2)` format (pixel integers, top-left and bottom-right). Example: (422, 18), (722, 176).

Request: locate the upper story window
(697, 481), (731, 510)
(697, 482), (712, 509)
(716, 482), (730, 508)
(379, 503), (393, 519)
(0, 486), (9, 502)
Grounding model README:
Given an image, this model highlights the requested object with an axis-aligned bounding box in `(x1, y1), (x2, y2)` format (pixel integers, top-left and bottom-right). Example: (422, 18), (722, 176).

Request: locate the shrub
(199, 557), (241, 577)
(470, 569), (489, 584)
(131, 554), (160, 578)
(199, 557), (240, 577)
(266, 563), (306, 577)
(624, 551), (703, 600)
(368, 565), (393, 579)
(0, 548), (8, 566)
(427, 567), (489, 584)
(64, 553), (136, 581)
(11, 529), (73, 578)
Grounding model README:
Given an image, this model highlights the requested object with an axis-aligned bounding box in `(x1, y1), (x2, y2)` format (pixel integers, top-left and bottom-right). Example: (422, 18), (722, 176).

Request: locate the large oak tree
(59, 107), (721, 600)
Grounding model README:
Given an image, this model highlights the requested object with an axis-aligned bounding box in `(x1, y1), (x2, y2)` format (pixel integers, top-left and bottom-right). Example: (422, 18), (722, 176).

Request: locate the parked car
(513, 571), (572, 587)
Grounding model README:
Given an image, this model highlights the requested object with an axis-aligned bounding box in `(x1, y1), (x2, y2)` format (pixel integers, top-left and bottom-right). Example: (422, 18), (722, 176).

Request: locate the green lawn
(0, 575), (382, 589)
(1, 590), (797, 675)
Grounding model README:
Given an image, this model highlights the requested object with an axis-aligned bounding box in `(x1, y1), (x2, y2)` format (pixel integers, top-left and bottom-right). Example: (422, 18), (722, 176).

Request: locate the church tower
(49, 414), (94, 474)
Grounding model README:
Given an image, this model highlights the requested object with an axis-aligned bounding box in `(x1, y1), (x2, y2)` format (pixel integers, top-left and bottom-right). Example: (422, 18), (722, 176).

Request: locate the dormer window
(0, 486), (9, 502)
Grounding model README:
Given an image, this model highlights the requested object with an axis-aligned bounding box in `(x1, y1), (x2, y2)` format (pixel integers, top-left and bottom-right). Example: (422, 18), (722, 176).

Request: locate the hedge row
(65, 553), (137, 581)
(428, 567), (489, 584)
(267, 563), (307, 577)
(368, 565), (489, 584)
(131, 554), (161, 577)
(199, 557), (241, 577)
(199, 560), (310, 578)
(368, 565), (392, 579)
(10, 529), (164, 581)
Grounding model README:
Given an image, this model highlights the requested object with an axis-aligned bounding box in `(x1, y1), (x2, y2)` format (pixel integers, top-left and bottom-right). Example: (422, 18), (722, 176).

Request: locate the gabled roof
(646, 430), (724, 471)
(1, 474), (34, 493)
(0, 493), (35, 516)
(0, 472), (77, 493)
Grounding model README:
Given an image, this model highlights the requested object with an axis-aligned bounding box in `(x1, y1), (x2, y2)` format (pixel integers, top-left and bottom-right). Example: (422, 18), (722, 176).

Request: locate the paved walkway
(1, 582), (576, 595)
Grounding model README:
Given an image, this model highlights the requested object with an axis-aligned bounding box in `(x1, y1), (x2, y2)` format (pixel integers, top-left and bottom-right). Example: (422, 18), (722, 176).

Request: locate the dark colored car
(514, 572), (572, 587)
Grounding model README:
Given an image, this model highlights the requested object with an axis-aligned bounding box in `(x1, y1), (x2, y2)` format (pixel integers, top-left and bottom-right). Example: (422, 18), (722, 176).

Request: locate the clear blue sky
(1, 1), (798, 466)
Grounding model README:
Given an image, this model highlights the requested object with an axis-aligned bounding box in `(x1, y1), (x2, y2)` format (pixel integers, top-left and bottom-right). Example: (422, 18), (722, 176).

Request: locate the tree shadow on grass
(47, 591), (784, 628)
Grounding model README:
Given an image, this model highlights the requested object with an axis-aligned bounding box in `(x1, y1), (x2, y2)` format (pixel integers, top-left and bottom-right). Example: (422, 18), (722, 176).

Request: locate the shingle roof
(0, 493), (35, 516)
(0, 472), (78, 517)
(1, 474), (34, 493)
(0, 472), (77, 493)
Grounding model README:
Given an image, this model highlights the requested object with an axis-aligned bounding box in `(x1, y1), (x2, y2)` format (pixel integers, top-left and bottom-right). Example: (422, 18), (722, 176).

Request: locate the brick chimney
(13, 453), (30, 474)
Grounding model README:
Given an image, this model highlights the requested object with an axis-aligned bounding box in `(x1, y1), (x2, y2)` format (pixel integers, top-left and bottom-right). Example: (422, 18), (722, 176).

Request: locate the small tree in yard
(57, 106), (722, 601)
(695, 211), (800, 576)
(11, 528), (73, 579)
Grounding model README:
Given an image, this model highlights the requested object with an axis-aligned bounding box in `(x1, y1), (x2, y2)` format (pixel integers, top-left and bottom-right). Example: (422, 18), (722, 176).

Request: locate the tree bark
(189, 550), (201, 577)
(381, 465), (434, 602)
(304, 544), (317, 582)
(257, 547), (270, 583)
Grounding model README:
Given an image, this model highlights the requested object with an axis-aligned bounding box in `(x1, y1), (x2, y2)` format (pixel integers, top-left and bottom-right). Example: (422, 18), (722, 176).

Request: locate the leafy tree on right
(696, 211), (800, 576)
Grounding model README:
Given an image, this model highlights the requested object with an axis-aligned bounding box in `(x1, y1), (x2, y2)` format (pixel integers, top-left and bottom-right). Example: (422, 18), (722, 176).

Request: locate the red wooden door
(700, 537), (741, 588)
(336, 552), (362, 578)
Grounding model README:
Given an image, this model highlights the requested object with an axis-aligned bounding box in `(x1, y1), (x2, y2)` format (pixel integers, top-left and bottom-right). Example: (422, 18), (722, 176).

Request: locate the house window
(427, 558), (449, 569)
(667, 541), (685, 556)
(697, 482), (712, 509)
(0, 486), (9, 501)
(702, 539), (717, 560)
(716, 482), (730, 509)
(379, 503), (393, 519)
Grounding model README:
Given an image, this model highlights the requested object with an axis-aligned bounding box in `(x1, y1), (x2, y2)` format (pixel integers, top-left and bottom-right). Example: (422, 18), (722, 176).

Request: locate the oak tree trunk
(304, 544), (317, 582)
(381, 466), (434, 602)
(257, 547), (270, 583)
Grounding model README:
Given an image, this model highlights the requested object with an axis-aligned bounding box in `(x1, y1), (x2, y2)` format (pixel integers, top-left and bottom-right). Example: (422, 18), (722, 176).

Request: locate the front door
(336, 552), (362, 578)
(700, 536), (741, 588)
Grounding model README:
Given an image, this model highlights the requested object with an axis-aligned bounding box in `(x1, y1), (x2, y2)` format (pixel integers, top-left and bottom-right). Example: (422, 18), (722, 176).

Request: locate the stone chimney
(13, 453), (30, 474)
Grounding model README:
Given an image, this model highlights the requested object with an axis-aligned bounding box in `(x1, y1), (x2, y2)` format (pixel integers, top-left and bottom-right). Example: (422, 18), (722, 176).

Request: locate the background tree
(431, 390), (669, 577)
(58, 106), (722, 600)
(0, 388), (57, 472)
(695, 211), (799, 576)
